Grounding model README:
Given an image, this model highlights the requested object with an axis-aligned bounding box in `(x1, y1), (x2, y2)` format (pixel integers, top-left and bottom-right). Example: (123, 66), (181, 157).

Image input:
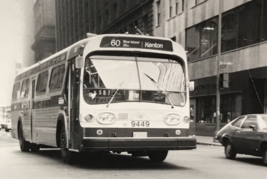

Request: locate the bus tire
(148, 150), (168, 162)
(60, 124), (74, 164)
(30, 143), (40, 152)
(18, 123), (30, 152)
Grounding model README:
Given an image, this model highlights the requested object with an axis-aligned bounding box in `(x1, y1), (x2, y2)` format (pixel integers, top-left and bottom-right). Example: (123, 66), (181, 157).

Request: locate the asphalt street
(0, 130), (267, 179)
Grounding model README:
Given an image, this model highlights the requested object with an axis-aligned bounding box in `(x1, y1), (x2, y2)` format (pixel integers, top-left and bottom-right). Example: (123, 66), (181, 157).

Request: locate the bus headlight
(83, 114), (95, 122)
(164, 114), (181, 125)
(97, 112), (116, 125)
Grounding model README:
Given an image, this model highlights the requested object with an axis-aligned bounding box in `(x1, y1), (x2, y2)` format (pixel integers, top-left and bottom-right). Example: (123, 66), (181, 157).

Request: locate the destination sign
(100, 37), (173, 52)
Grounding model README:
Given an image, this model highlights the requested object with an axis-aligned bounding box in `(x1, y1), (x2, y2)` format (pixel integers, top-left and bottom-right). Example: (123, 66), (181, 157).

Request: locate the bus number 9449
(131, 121), (150, 127)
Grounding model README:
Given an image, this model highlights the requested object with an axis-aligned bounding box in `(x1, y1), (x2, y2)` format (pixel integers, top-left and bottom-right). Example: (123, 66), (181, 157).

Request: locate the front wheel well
(222, 137), (231, 146)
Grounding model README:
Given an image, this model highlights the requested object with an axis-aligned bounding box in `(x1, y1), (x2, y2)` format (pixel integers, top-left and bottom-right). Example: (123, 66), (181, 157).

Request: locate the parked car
(5, 118), (11, 132)
(215, 114), (267, 165)
(0, 117), (6, 130)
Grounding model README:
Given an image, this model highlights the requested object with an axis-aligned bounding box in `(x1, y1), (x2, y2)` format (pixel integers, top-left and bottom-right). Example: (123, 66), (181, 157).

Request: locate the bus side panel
(10, 110), (20, 139)
(32, 106), (60, 147)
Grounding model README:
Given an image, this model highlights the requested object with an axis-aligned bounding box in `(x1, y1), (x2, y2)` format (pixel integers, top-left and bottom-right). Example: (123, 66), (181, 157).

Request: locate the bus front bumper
(81, 137), (196, 151)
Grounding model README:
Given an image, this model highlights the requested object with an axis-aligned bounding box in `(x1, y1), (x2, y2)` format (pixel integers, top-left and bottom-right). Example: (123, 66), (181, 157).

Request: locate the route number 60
(111, 39), (121, 46)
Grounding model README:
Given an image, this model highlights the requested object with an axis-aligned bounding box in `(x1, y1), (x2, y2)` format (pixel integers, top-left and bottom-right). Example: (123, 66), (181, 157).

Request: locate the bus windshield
(83, 55), (186, 106)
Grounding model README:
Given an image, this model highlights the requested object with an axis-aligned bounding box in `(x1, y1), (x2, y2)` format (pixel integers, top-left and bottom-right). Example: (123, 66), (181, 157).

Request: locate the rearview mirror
(75, 55), (83, 69)
(249, 124), (257, 131)
(189, 81), (195, 91)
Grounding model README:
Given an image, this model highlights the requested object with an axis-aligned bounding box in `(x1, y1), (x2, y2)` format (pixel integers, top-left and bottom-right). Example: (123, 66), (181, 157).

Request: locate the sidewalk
(195, 135), (222, 146)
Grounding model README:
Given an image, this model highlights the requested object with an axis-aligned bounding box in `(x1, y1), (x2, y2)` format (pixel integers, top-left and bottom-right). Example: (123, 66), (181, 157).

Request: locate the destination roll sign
(100, 36), (173, 52)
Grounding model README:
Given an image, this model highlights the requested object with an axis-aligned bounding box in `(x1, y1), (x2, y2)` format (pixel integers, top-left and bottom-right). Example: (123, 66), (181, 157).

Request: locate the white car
(0, 117), (6, 130)
(5, 118), (11, 132)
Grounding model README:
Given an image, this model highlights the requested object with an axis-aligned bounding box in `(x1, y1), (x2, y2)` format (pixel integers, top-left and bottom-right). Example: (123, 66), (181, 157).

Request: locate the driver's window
(232, 116), (245, 128)
(84, 59), (105, 88)
(241, 117), (257, 129)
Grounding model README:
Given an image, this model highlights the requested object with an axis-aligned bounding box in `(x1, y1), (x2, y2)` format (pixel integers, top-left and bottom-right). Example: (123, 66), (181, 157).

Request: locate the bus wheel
(30, 143), (40, 152)
(18, 124), (30, 152)
(60, 125), (74, 164)
(148, 150), (168, 162)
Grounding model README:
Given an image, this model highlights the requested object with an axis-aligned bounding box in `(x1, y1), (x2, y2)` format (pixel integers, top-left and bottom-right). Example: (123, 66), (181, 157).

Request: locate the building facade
(154, 0), (267, 135)
(32, 0), (56, 62)
(55, 0), (153, 51)
(0, 0), (35, 107)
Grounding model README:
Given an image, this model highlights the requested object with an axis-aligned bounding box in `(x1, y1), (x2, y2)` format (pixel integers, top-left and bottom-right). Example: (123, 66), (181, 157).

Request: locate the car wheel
(225, 142), (236, 159)
(18, 123), (30, 152)
(60, 124), (74, 164)
(263, 149), (267, 166)
(148, 150), (168, 162)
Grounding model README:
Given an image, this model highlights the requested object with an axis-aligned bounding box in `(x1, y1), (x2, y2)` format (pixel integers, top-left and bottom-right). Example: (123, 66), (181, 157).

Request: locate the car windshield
(83, 55), (186, 106)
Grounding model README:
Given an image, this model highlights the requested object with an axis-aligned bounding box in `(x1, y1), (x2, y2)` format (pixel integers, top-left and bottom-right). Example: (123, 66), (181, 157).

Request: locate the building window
(221, 10), (238, 52)
(262, 1), (267, 41)
(105, 9), (109, 24)
(222, 0), (263, 52)
(143, 15), (148, 35)
(113, 2), (118, 19)
(186, 17), (218, 61)
(189, 0), (206, 8)
(156, 1), (161, 26)
(98, 15), (102, 29)
(196, 93), (242, 123)
(175, 0), (180, 15)
(169, 0), (172, 18)
(237, 0), (261, 48)
(200, 18), (218, 58)
(186, 26), (200, 61)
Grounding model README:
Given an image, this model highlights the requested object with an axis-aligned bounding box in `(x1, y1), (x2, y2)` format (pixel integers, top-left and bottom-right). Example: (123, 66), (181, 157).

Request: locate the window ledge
(191, 0), (208, 9)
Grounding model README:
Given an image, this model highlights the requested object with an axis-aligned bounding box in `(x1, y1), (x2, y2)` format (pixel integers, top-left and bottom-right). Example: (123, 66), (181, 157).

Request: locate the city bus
(10, 33), (196, 163)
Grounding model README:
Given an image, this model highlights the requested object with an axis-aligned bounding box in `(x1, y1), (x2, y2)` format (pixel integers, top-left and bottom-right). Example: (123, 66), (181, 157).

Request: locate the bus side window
(49, 64), (66, 91)
(36, 71), (49, 94)
(20, 79), (30, 98)
(12, 82), (21, 100)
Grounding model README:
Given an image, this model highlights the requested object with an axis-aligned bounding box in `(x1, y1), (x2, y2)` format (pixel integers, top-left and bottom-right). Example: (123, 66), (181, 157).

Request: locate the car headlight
(164, 114), (181, 125)
(97, 112), (116, 125)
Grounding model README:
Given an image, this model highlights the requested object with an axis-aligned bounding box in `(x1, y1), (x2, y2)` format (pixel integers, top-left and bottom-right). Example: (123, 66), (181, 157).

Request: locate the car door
(246, 116), (266, 156)
(233, 115), (258, 154)
(230, 116), (247, 152)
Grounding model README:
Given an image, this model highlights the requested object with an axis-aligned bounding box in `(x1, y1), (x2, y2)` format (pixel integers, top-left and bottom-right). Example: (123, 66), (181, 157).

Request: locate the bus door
(68, 58), (81, 148)
(30, 77), (36, 142)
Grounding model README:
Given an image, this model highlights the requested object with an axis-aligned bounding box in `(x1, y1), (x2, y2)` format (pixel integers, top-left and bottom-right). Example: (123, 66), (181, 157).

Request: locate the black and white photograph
(1, 0), (267, 178)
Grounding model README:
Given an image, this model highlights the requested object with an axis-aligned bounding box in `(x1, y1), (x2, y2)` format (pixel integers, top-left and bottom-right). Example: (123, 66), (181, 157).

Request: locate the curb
(196, 142), (222, 146)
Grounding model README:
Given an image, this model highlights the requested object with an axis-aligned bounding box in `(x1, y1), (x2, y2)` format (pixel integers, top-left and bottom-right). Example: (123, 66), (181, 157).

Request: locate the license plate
(133, 132), (147, 138)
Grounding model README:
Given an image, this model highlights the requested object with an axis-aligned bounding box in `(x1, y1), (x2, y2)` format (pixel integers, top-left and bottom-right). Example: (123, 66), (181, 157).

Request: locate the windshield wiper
(143, 73), (174, 109)
(106, 81), (124, 108)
